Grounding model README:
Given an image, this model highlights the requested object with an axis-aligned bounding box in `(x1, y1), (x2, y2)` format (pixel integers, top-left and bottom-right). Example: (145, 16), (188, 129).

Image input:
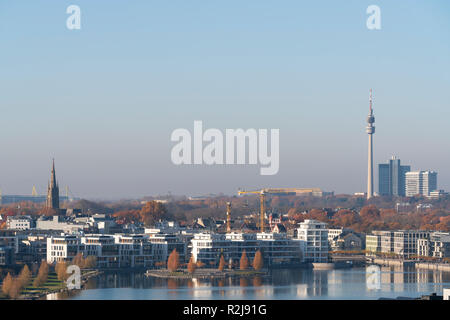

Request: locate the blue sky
(0, 1), (449, 199)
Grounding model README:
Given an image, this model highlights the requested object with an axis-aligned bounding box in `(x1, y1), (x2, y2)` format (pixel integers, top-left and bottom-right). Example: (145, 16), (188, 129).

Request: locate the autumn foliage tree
(218, 255), (226, 272)
(167, 249), (180, 272)
(72, 253), (86, 269)
(2, 273), (13, 296)
(252, 250), (264, 271)
(240, 250), (249, 270)
(84, 256), (97, 269)
(33, 260), (49, 287)
(187, 256), (196, 274)
(8, 278), (22, 299)
(55, 261), (68, 281)
(360, 205), (381, 221)
(18, 265), (32, 287)
(140, 201), (169, 226)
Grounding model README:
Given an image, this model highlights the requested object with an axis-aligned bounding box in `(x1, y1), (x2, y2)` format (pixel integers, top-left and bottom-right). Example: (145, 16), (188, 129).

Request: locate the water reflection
(48, 267), (450, 300)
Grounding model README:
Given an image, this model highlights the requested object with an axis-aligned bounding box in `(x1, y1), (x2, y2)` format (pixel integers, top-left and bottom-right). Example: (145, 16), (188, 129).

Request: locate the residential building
(190, 232), (303, 267)
(330, 233), (363, 251)
(366, 234), (381, 255)
(328, 228), (349, 243)
(36, 215), (87, 233)
(393, 230), (429, 259)
(378, 156), (411, 196)
(148, 232), (191, 263)
(296, 219), (329, 263)
(0, 230), (20, 254)
(375, 231), (394, 254)
(417, 232), (450, 259)
(6, 215), (35, 230)
(47, 234), (158, 268)
(145, 221), (185, 235)
(0, 247), (13, 265)
(18, 234), (48, 263)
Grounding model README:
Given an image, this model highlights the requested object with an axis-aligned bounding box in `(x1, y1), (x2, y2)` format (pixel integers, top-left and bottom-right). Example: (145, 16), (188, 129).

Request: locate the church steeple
(50, 158), (58, 188)
(46, 159), (60, 210)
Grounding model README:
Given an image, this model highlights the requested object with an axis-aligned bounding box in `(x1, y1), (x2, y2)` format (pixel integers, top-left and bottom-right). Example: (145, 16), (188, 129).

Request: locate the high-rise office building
(378, 156), (410, 196)
(405, 171), (437, 197)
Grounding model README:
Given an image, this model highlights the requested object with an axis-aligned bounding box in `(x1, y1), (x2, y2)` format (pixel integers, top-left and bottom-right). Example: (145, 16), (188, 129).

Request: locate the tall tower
(226, 202), (231, 233)
(366, 89), (375, 199)
(46, 159), (60, 209)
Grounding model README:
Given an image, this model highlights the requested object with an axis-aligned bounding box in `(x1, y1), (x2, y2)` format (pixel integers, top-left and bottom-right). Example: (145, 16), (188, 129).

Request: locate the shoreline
(145, 268), (269, 279)
(23, 269), (103, 300)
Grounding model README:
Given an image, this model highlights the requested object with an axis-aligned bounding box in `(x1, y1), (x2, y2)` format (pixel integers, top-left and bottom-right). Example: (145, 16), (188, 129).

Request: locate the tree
(33, 260), (49, 287)
(360, 205), (380, 221)
(85, 256), (97, 269)
(55, 261), (68, 281)
(240, 250), (249, 270)
(187, 256), (196, 274)
(252, 250), (264, 271)
(140, 201), (169, 226)
(305, 209), (329, 223)
(8, 278), (22, 299)
(2, 273), (13, 295)
(18, 265), (32, 287)
(167, 249), (179, 272)
(72, 253), (85, 269)
(218, 255), (226, 272)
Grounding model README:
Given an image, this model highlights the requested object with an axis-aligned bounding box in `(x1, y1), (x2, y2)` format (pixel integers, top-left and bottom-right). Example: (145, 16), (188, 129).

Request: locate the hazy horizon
(1, 1), (449, 199)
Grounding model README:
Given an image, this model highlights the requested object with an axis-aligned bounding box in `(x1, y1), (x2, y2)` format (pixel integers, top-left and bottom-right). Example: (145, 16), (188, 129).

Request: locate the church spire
(47, 159), (60, 210)
(51, 158), (57, 187)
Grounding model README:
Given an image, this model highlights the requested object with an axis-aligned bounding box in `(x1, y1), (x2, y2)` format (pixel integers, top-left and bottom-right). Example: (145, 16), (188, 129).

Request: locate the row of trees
(239, 250), (263, 271)
(71, 253), (97, 269)
(1, 253), (96, 299)
(1, 261), (49, 299)
(55, 253), (97, 280)
(166, 249), (264, 273)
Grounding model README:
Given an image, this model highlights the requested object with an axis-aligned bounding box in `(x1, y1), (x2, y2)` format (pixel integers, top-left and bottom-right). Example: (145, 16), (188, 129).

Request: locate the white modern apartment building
(147, 232), (191, 263)
(47, 234), (158, 268)
(190, 232), (303, 266)
(296, 220), (329, 263)
(393, 230), (429, 259)
(417, 232), (450, 259)
(405, 171), (437, 197)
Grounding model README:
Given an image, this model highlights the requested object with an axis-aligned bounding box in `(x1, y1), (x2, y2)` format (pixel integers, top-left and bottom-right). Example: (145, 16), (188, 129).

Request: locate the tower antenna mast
(366, 89), (376, 199)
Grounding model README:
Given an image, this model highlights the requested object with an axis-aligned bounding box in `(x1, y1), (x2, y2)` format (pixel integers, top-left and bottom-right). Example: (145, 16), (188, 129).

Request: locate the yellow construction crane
(238, 188), (323, 232)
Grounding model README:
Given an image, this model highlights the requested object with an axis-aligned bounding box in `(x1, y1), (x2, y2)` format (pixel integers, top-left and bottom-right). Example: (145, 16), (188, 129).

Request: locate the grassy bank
(1, 269), (101, 300)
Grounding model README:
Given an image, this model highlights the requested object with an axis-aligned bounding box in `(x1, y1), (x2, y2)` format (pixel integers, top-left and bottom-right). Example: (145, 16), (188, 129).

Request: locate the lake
(47, 266), (450, 300)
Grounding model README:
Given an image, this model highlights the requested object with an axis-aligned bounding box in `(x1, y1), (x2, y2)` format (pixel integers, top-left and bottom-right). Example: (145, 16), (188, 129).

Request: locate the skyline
(0, 155), (444, 200)
(1, 1), (449, 198)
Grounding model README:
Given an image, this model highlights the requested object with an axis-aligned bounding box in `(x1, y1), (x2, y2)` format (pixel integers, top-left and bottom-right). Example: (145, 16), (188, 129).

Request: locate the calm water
(48, 266), (450, 300)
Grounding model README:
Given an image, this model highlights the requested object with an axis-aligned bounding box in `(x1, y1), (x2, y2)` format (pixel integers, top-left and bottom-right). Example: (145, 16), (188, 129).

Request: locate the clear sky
(0, 0), (449, 199)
